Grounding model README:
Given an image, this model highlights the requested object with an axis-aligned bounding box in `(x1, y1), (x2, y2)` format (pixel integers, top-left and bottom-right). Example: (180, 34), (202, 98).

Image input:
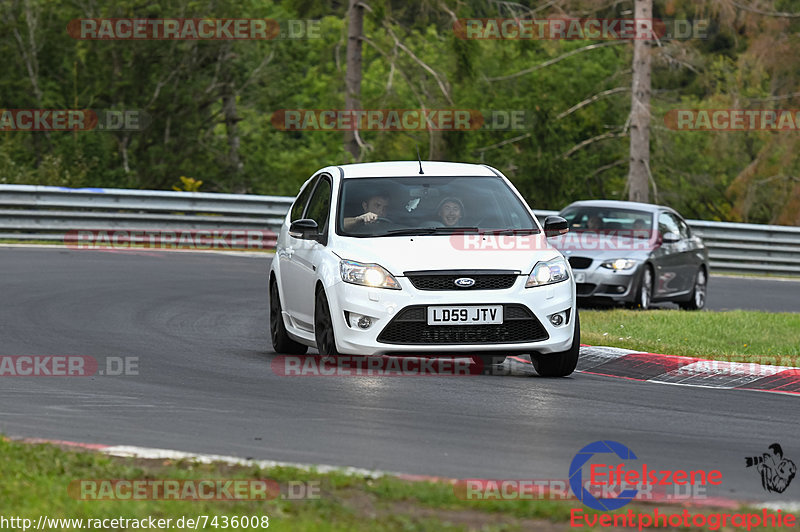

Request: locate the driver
(586, 215), (603, 231)
(343, 193), (390, 230)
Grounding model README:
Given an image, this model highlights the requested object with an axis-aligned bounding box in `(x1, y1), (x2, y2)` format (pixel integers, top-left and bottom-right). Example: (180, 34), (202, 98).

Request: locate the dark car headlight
(600, 259), (638, 271)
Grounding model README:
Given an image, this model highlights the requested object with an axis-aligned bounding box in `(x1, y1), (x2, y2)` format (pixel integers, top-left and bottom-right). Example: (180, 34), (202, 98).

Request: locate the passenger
(437, 197), (465, 227)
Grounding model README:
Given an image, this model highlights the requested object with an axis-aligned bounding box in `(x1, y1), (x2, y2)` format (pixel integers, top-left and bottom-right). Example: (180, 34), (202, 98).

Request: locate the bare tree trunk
(12, 0), (51, 152)
(344, 0), (364, 161)
(219, 43), (244, 192)
(627, 0), (652, 203)
(222, 86), (244, 192)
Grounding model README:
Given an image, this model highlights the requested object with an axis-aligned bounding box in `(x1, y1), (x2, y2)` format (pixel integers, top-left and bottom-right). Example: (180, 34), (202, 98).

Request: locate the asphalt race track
(1, 247), (799, 503)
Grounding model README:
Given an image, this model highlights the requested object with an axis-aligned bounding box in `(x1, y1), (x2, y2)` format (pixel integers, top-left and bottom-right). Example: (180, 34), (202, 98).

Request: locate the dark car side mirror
(662, 232), (681, 244)
(289, 219), (320, 240)
(544, 216), (569, 237)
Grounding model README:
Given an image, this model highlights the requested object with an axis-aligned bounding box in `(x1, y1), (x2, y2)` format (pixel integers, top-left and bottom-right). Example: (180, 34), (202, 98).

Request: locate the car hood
(334, 233), (559, 275)
(548, 232), (656, 260)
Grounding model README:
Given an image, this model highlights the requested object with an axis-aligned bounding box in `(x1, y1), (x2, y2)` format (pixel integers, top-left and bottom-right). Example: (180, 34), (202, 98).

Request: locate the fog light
(549, 313), (564, 326)
(346, 312), (375, 330)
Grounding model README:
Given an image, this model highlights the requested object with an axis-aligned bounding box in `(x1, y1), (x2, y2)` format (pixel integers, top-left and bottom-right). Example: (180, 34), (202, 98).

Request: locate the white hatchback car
(269, 161), (580, 376)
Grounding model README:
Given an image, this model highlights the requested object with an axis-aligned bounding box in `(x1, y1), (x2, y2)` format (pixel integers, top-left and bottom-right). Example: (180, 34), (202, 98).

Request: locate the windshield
(337, 176), (539, 237)
(560, 206), (653, 238)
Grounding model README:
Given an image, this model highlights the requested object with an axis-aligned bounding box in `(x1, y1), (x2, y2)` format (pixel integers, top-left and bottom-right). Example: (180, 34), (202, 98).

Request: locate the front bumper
(572, 264), (641, 302)
(324, 275), (576, 356)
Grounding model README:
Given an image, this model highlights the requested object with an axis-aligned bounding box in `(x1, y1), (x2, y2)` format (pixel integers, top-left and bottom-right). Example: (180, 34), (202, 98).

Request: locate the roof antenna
(416, 144), (424, 174)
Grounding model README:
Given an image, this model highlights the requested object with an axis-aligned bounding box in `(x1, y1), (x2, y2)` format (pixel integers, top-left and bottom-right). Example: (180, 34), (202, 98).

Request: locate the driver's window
(305, 178), (332, 238)
(675, 216), (691, 239)
(290, 177), (317, 222)
(658, 212), (681, 238)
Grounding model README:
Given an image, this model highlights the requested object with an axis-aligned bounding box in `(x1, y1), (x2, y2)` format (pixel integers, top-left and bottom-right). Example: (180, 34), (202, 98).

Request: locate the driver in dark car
(343, 193), (390, 230)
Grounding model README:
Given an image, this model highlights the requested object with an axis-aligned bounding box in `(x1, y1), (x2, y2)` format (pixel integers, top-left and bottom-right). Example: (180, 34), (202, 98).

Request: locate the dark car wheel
(632, 265), (654, 310)
(314, 288), (341, 357)
(679, 267), (707, 311)
(531, 312), (580, 377)
(270, 280), (308, 355)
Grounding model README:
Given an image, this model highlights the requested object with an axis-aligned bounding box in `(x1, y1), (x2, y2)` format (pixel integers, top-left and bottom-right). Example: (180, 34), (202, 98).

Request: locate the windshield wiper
(380, 228), (439, 236)
(380, 226), (480, 237)
(430, 226), (480, 233)
(483, 228), (540, 235)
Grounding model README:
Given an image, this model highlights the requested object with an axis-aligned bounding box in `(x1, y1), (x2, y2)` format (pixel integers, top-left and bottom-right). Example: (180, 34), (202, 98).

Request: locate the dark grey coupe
(548, 200), (709, 310)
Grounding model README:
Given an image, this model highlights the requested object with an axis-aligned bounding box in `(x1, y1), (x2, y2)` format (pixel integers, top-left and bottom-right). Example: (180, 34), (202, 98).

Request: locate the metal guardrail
(688, 220), (800, 275)
(0, 184), (292, 248)
(1, 184), (799, 275)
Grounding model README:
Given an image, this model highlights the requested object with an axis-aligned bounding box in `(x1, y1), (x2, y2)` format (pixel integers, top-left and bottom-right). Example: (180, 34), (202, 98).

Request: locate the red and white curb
(17, 437), (785, 510)
(506, 346), (800, 395)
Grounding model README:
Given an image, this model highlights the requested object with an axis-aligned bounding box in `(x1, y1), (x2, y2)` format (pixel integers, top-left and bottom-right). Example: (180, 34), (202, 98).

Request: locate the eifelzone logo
(745, 443), (797, 494)
(569, 440), (723, 511)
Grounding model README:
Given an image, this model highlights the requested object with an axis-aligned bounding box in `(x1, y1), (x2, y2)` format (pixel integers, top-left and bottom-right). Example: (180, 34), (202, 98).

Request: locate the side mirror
(289, 219), (319, 240)
(544, 215), (569, 237)
(662, 232), (681, 244)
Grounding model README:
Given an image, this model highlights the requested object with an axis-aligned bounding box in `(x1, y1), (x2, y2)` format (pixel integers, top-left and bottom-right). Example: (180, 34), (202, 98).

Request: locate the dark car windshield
(337, 176), (538, 237)
(560, 206), (653, 238)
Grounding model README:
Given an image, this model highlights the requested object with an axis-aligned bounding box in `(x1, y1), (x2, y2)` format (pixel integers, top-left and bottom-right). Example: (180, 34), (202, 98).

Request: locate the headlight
(600, 259), (638, 271)
(526, 257), (569, 287)
(340, 260), (401, 290)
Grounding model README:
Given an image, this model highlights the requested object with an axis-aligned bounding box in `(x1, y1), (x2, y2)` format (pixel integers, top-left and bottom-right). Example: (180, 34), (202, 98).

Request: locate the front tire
(679, 267), (707, 311)
(632, 265), (654, 310)
(531, 312), (580, 377)
(314, 288), (341, 357)
(270, 280), (308, 355)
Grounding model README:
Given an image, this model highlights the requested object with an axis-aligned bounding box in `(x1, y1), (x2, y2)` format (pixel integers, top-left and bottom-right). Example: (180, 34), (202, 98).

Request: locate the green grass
(4, 437), (783, 532)
(581, 309), (800, 366)
(0, 437), (588, 531)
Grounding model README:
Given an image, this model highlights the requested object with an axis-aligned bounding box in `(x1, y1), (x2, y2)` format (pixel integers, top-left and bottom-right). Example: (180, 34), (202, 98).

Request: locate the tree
(627, 0), (652, 203)
(344, 0), (364, 161)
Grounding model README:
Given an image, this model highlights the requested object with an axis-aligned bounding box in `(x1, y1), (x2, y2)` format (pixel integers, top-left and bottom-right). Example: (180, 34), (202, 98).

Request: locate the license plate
(427, 305), (503, 325)
(574, 273), (586, 283)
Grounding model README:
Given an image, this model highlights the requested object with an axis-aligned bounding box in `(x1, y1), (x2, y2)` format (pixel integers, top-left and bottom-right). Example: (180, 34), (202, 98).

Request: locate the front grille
(377, 304), (549, 345)
(568, 256), (593, 269)
(576, 283), (596, 296)
(405, 270), (518, 291)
